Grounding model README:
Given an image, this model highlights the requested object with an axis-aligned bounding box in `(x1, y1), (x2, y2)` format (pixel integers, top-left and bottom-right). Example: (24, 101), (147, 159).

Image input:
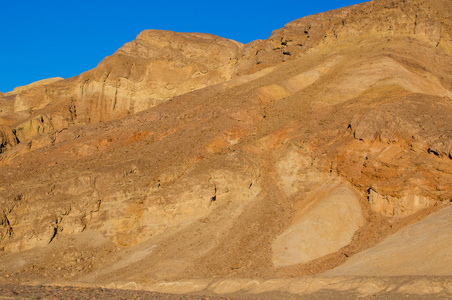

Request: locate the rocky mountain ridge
(1, 0), (451, 147)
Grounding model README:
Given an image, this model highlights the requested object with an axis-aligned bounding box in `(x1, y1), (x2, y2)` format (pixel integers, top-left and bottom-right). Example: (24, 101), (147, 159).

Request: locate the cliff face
(0, 0), (452, 284)
(0, 31), (243, 144)
(236, 0), (452, 74)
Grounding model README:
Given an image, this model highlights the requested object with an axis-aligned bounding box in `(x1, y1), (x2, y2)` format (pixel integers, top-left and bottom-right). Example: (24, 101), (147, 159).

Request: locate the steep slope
(0, 31), (242, 144)
(236, 0), (452, 75)
(2, 0), (451, 148)
(0, 0), (451, 290)
(325, 206), (452, 276)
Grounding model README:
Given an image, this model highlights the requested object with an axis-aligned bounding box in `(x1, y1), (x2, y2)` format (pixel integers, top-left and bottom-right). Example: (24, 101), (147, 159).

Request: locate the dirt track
(0, 284), (248, 300)
(1, 279), (451, 300)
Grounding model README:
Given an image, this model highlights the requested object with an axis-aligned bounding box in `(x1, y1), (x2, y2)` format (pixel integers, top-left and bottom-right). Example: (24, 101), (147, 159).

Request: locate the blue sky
(0, 0), (368, 93)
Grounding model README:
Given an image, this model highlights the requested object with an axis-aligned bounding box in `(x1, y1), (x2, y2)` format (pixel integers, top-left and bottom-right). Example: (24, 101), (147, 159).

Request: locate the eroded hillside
(0, 0), (451, 293)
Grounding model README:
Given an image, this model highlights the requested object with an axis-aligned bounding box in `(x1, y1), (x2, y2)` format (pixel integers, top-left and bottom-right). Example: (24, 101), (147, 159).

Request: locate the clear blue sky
(0, 0), (368, 93)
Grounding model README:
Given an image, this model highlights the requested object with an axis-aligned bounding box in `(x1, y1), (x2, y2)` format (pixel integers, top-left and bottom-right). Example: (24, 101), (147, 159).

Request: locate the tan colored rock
(211, 279), (260, 294)
(6, 78), (64, 96)
(273, 144), (313, 196)
(368, 188), (431, 218)
(0, 31), (243, 137)
(147, 280), (211, 294)
(69, 30), (243, 124)
(325, 206), (452, 276)
(235, 0), (452, 76)
(0, 125), (18, 153)
(272, 182), (363, 266)
(14, 115), (54, 142)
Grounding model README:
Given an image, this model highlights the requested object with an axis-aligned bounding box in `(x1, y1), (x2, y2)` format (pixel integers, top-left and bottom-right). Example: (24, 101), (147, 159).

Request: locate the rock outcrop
(0, 31), (243, 145)
(0, 125), (18, 153)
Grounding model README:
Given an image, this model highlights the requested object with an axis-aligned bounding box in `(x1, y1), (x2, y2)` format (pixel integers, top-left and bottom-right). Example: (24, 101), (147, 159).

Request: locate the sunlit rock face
(0, 0), (452, 285)
(0, 31), (243, 144)
(272, 183), (364, 267)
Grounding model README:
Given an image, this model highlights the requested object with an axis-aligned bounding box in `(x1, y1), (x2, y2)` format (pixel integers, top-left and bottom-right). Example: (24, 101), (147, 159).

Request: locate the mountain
(1, 0), (451, 297)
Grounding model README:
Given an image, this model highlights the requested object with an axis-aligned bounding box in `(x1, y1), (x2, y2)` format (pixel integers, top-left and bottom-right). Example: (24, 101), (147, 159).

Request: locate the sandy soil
(1, 277), (451, 300)
(0, 284), (246, 300)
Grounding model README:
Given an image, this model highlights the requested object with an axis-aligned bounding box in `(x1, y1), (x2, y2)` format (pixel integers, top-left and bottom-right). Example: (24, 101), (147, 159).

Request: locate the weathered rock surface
(0, 31), (243, 144)
(0, 125), (18, 153)
(0, 0), (451, 295)
(272, 182), (363, 267)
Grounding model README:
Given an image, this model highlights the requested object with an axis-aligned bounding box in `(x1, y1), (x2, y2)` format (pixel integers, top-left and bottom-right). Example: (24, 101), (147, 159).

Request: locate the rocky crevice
(0, 125), (19, 154)
(0, 211), (13, 240)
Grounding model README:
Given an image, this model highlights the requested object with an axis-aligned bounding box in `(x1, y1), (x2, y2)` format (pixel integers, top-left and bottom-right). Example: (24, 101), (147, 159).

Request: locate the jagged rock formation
(0, 0), (451, 292)
(0, 32), (243, 144)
